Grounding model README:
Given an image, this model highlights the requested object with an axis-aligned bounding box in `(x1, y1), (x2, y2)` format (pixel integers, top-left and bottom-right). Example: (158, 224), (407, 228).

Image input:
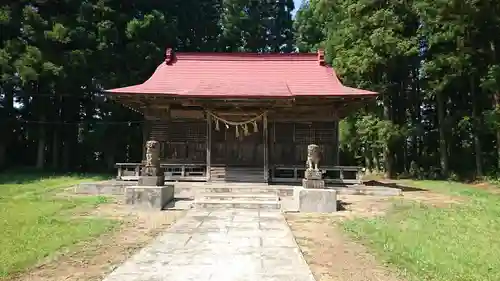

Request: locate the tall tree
(220, 0), (294, 52)
(294, 0), (500, 180)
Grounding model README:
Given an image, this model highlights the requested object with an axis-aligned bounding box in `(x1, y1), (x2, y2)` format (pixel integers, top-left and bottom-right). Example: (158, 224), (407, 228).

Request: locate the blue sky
(293, 0), (302, 15)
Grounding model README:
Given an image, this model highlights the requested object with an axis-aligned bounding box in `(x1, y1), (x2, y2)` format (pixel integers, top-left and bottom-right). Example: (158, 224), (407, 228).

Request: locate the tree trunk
(62, 140), (71, 171)
(0, 145), (5, 171)
(364, 149), (372, 173)
(494, 93), (500, 170)
(436, 91), (449, 177)
(36, 115), (47, 170)
(383, 94), (394, 178)
(0, 85), (14, 169)
(52, 128), (60, 170)
(491, 40), (500, 171)
(412, 67), (421, 164)
(52, 95), (62, 170)
(106, 147), (115, 171)
(372, 148), (380, 173)
(471, 78), (483, 177)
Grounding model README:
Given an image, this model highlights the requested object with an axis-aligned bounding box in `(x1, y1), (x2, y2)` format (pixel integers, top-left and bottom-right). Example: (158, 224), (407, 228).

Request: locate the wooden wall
(145, 110), (339, 167)
(211, 120), (264, 166)
(148, 119), (207, 164)
(269, 121), (339, 166)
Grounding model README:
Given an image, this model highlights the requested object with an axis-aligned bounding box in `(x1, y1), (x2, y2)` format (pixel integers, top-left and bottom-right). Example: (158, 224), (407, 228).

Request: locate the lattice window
(150, 121), (169, 141)
(294, 123), (314, 144)
(314, 123), (336, 143)
(272, 122), (294, 143)
(169, 120), (206, 143)
(270, 121), (338, 165)
(149, 119), (207, 163)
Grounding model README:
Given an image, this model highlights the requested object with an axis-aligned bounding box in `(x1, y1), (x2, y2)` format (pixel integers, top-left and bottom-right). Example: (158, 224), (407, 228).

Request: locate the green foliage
(220, 0), (295, 52)
(343, 180), (500, 281)
(0, 0), (295, 171)
(295, 0), (500, 180)
(293, 0), (325, 52)
(339, 113), (404, 172)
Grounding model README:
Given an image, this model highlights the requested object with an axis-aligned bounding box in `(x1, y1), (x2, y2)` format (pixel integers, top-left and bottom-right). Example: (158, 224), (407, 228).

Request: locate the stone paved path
(103, 209), (316, 281)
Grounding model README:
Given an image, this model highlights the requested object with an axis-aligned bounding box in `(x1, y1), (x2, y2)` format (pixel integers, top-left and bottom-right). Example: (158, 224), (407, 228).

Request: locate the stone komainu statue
(142, 140), (162, 176)
(306, 144), (320, 171)
(145, 140), (160, 167)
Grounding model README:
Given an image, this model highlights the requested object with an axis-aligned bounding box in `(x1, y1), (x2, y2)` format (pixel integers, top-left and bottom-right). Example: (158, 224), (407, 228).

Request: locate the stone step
(211, 169), (263, 172)
(200, 185), (279, 194)
(218, 179), (267, 183)
(210, 168), (265, 179)
(211, 175), (265, 180)
(194, 199), (281, 210)
(211, 173), (265, 179)
(211, 172), (264, 175)
(197, 192), (279, 201)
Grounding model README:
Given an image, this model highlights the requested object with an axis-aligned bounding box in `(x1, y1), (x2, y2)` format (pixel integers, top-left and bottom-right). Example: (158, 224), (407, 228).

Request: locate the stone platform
(302, 178), (325, 189)
(125, 185), (175, 210)
(74, 181), (403, 212)
(293, 187), (337, 213)
(76, 181), (402, 196)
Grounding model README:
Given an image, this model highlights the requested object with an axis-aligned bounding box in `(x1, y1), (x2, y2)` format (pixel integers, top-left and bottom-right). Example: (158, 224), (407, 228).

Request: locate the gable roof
(104, 50), (377, 99)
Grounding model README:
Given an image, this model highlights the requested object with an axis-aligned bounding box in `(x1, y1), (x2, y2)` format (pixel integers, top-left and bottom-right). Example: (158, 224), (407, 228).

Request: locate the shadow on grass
(363, 180), (427, 192)
(0, 169), (111, 185)
(269, 180), (425, 193)
(337, 200), (352, 211)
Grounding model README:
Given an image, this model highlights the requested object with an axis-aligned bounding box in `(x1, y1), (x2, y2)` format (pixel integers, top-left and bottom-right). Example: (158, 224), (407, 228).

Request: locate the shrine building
(105, 49), (377, 184)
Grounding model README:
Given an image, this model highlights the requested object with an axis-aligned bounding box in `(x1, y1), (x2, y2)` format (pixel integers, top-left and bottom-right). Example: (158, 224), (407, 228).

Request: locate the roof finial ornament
(165, 48), (175, 65)
(317, 49), (325, 66)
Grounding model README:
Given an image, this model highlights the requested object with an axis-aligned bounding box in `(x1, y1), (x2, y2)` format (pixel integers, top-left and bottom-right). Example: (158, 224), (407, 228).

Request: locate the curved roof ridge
(175, 52), (318, 61)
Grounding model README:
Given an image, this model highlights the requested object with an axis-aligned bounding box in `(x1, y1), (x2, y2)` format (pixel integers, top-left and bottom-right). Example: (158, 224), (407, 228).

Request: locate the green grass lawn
(0, 173), (117, 278)
(343, 180), (500, 281)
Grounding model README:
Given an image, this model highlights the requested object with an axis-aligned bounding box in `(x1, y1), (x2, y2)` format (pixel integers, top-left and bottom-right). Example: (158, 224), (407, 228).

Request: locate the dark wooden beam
(206, 111), (212, 181)
(263, 112), (269, 182)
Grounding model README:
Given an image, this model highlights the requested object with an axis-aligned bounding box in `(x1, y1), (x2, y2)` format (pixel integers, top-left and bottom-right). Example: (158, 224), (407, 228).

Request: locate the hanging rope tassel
(215, 119), (220, 131)
(252, 120), (258, 133)
(243, 123), (249, 136)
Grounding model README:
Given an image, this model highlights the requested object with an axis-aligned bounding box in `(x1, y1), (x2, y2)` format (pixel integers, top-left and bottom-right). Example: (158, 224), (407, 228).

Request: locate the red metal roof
(105, 50), (377, 98)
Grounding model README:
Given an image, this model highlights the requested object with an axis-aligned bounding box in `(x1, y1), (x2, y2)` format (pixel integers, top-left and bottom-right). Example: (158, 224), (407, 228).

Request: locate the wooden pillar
(334, 120), (340, 166)
(142, 117), (151, 160)
(263, 112), (269, 182)
(206, 111), (212, 181)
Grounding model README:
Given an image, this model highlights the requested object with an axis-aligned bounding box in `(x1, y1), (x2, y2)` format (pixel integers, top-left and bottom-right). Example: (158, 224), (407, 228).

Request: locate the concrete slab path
(102, 209), (316, 281)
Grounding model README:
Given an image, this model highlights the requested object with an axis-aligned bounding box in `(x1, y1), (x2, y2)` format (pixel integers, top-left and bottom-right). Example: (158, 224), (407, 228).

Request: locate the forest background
(2, 0), (499, 181)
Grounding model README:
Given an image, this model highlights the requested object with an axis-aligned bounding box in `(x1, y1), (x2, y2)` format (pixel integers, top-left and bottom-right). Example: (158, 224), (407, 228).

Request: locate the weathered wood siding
(211, 121), (264, 166)
(145, 111), (339, 168)
(149, 119), (206, 164)
(269, 121), (339, 166)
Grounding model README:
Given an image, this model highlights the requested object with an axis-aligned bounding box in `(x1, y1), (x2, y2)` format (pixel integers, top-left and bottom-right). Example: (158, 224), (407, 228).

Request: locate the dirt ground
(471, 182), (500, 194)
(7, 196), (186, 281)
(285, 190), (464, 281)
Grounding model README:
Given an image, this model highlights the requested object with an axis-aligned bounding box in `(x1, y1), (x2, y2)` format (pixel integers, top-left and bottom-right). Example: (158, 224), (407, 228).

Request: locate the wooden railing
(116, 162), (364, 185)
(270, 165), (364, 185)
(115, 163), (207, 181)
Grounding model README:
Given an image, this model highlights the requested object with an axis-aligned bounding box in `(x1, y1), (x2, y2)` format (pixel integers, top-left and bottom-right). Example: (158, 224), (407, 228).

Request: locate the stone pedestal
(138, 175), (164, 186)
(302, 178), (325, 189)
(304, 168), (322, 180)
(125, 185), (175, 210)
(293, 186), (337, 213)
(126, 139), (175, 210)
(302, 168), (325, 189)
